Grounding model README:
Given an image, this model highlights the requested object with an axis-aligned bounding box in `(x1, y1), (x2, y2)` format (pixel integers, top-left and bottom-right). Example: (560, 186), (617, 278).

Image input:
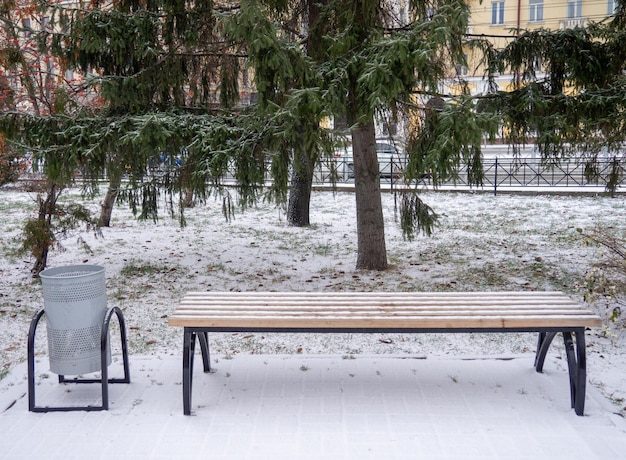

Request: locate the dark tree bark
(286, 0), (325, 227)
(343, 0), (388, 271)
(99, 170), (122, 227)
(287, 142), (314, 226)
(351, 119), (387, 270)
(31, 184), (62, 276)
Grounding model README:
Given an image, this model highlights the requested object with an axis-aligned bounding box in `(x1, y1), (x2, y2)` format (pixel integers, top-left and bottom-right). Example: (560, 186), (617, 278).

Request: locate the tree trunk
(182, 188), (195, 208)
(287, 142), (314, 226)
(351, 119), (388, 270)
(32, 244), (49, 277)
(32, 184), (61, 276)
(99, 170), (122, 227)
(285, 0), (325, 227)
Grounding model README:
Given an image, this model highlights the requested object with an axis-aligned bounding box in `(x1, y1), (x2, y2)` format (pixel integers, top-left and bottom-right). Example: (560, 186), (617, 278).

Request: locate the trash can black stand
(27, 265), (130, 412)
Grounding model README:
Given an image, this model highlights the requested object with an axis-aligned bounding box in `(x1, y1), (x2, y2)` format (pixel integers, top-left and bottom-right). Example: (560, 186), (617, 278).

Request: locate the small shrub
(580, 227), (626, 327)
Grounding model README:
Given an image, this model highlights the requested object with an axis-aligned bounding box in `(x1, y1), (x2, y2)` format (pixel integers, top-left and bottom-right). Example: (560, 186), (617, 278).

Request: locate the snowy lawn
(0, 186), (625, 418)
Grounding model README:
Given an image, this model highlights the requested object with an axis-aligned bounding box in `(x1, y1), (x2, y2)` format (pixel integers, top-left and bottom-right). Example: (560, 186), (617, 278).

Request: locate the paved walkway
(1, 353), (626, 459)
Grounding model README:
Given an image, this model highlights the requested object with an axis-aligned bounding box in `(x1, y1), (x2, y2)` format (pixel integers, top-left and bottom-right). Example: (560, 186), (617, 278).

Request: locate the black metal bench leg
(563, 330), (587, 416)
(574, 330), (588, 416)
(181, 329), (216, 415)
(534, 330), (588, 416)
(182, 329), (194, 415)
(534, 331), (557, 372)
(198, 332), (212, 373)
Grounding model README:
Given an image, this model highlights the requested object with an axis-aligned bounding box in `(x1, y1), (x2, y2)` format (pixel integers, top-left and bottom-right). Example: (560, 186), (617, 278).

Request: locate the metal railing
(16, 155), (621, 195)
(311, 156), (625, 194)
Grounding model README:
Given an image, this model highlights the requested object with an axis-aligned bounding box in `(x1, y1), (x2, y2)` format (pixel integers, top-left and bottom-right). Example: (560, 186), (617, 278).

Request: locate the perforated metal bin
(39, 265), (111, 375)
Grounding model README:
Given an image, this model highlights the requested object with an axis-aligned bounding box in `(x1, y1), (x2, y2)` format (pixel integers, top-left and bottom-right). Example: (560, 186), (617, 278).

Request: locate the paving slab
(1, 353), (625, 459)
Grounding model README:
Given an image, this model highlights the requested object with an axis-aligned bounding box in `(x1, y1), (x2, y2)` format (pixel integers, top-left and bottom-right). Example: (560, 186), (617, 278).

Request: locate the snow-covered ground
(0, 186), (625, 458)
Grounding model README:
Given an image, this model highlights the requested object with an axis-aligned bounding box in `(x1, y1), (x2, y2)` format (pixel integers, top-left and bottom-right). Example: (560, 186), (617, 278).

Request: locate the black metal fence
(17, 154), (622, 195)
(312, 156), (625, 194)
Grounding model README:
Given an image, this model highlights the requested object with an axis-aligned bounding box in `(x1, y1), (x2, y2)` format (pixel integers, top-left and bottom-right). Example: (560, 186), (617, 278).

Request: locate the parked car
(336, 138), (407, 180)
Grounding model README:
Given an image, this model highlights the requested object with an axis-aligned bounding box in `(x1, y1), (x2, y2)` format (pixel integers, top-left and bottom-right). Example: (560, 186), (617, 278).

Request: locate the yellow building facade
(462, 0), (618, 94)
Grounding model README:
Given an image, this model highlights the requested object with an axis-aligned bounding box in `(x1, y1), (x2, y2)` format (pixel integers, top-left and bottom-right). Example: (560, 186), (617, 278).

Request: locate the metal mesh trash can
(40, 265), (111, 375)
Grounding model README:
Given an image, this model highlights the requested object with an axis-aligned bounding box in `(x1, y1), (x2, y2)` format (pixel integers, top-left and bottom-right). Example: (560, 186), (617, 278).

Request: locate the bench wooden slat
(178, 300), (580, 308)
(170, 309), (595, 318)
(168, 316), (599, 329)
(168, 306), (581, 317)
(169, 291), (601, 330)
(178, 293), (581, 309)
(175, 303), (582, 311)
(183, 291), (570, 297)
(180, 293), (575, 302)
(178, 299), (581, 307)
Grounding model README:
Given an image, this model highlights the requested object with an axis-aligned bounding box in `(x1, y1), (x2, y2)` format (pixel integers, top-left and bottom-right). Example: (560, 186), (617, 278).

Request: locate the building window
(455, 53), (469, 76)
(567, 0), (582, 18)
(529, 0), (544, 22)
(382, 122), (397, 136)
(491, 2), (505, 25)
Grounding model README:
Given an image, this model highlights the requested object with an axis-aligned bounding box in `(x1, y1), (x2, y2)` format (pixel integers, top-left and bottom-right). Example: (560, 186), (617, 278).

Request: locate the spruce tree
(3, 0), (624, 275)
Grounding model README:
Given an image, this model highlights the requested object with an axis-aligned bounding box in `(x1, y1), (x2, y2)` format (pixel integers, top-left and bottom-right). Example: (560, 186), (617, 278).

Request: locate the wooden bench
(168, 291), (602, 416)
